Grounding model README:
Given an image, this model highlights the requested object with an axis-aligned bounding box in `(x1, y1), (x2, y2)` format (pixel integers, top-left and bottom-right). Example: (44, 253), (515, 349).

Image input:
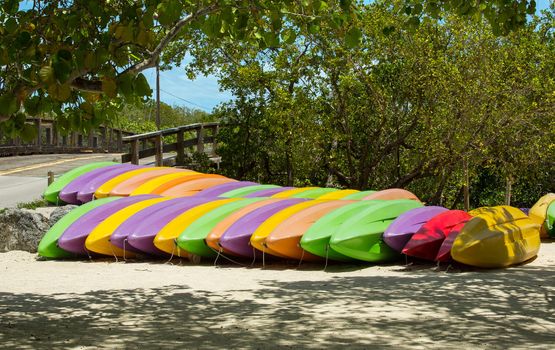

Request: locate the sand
(1, 245), (554, 349)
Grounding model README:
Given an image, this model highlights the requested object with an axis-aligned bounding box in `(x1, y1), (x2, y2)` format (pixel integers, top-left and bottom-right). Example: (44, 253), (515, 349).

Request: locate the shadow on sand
(0, 261), (554, 349)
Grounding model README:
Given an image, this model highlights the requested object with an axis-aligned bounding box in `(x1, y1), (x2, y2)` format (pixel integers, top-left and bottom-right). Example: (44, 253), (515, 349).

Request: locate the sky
(18, 0), (553, 112)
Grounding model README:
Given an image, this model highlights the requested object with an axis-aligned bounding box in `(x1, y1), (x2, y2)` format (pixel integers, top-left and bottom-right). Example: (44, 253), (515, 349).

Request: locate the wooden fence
(121, 122), (220, 166)
(0, 118), (134, 157)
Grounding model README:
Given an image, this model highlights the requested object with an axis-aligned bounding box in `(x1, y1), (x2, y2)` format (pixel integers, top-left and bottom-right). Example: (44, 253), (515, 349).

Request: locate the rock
(0, 208), (50, 253)
(49, 205), (78, 227)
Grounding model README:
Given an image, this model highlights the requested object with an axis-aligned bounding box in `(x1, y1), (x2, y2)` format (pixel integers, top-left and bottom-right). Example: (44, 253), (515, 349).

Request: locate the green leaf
(133, 73), (152, 97)
(102, 77), (117, 98)
(345, 27), (362, 48)
(20, 123), (37, 142)
(23, 96), (40, 115)
(157, 0), (183, 26)
(0, 94), (18, 115)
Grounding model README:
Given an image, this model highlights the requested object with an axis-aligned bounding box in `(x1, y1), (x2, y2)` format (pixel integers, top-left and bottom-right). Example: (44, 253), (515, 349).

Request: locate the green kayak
(300, 201), (384, 261)
(329, 200), (423, 262)
(176, 198), (266, 257)
(342, 190), (377, 200)
(290, 187), (339, 199)
(547, 201), (555, 238)
(43, 161), (117, 204)
(37, 197), (120, 258)
(220, 184), (280, 198)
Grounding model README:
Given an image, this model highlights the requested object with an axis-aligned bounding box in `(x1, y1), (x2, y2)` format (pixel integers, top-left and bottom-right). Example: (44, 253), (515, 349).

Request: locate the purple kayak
(75, 164), (140, 203)
(195, 181), (258, 197)
(219, 198), (306, 258)
(245, 187), (295, 198)
(126, 197), (216, 255)
(59, 164), (128, 204)
(58, 195), (158, 256)
(383, 206), (448, 252)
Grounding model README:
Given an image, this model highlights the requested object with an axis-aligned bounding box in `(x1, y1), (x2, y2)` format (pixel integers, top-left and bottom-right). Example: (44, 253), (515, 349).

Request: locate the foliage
(16, 198), (50, 210)
(206, 0), (554, 207)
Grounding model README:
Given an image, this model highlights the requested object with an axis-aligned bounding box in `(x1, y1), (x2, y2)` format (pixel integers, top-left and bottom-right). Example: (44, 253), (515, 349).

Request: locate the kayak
(57, 195), (158, 256)
(330, 200), (424, 262)
(547, 201), (555, 238)
(317, 189), (360, 200)
(300, 201), (384, 261)
(127, 172), (201, 195)
(244, 187), (294, 198)
(125, 197), (215, 256)
(383, 206), (448, 252)
(435, 220), (469, 262)
(342, 190), (376, 200)
(76, 164), (140, 203)
(362, 188), (420, 201)
(85, 197), (172, 257)
(270, 187), (318, 198)
(94, 167), (167, 199)
(43, 161), (117, 204)
(290, 187), (340, 199)
(220, 184), (281, 198)
(195, 181), (258, 197)
(265, 200), (354, 261)
(176, 198), (267, 258)
(529, 193), (555, 238)
(153, 198), (241, 256)
(109, 168), (188, 197)
(219, 199), (306, 258)
(250, 200), (327, 258)
(402, 210), (472, 261)
(37, 197), (120, 258)
(205, 198), (282, 255)
(451, 206), (541, 268)
(159, 177), (235, 197)
(59, 164), (124, 204)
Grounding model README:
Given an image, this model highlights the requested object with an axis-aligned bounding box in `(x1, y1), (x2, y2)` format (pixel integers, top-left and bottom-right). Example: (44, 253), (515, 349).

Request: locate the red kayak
(435, 220), (469, 262)
(402, 210), (472, 261)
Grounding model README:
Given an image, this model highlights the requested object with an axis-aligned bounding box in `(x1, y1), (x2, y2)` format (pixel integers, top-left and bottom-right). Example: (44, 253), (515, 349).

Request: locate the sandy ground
(1, 244), (554, 350)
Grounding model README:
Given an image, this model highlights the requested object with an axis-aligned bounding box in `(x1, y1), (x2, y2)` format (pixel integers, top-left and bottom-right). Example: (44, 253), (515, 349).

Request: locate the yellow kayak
(85, 197), (172, 257)
(94, 167), (166, 199)
(317, 189), (360, 200)
(529, 193), (555, 238)
(130, 172), (200, 195)
(270, 187), (318, 198)
(451, 206), (541, 268)
(153, 198), (241, 257)
(250, 200), (328, 258)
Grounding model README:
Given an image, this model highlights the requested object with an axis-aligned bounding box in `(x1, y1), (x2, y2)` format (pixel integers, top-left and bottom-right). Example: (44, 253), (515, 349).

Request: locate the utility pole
(155, 61), (162, 166)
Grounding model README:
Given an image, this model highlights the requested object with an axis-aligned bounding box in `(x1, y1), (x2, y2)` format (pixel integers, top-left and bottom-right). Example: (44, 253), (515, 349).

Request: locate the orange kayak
(160, 177), (236, 197)
(109, 168), (186, 197)
(363, 188), (420, 202)
(265, 200), (354, 261)
(206, 198), (283, 255)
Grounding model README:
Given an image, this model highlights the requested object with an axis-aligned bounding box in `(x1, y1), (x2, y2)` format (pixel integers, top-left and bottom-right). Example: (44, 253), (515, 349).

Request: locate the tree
(0, 0), (538, 137)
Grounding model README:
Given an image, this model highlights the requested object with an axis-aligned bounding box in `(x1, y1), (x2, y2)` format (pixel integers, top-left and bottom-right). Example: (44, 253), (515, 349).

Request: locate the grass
(16, 199), (50, 210)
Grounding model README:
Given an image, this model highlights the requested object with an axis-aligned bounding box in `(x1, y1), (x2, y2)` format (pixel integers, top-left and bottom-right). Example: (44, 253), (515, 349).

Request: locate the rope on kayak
(85, 246), (93, 261)
(298, 249), (305, 268)
(262, 250), (266, 268)
(209, 246), (247, 267)
(122, 239), (127, 262)
(165, 244), (176, 264)
(213, 248), (221, 266)
(109, 242), (119, 262)
(250, 247), (257, 267)
(323, 244), (330, 271)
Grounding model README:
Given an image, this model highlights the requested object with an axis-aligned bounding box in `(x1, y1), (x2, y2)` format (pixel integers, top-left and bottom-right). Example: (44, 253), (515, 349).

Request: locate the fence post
(117, 130), (123, 151)
(131, 139), (139, 165)
(155, 134), (163, 166)
(176, 129), (185, 165)
(47, 171), (54, 186)
(196, 125), (204, 153)
(35, 118), (42, 151)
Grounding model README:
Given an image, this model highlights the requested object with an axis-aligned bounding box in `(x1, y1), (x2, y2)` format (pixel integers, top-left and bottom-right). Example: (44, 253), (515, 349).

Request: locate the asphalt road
(0, 153), (122, 208)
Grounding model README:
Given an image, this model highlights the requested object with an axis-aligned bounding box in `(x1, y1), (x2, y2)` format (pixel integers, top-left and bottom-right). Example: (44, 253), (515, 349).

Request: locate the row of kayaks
(42, 161), (419, 205)
(38, 162), (554, 268)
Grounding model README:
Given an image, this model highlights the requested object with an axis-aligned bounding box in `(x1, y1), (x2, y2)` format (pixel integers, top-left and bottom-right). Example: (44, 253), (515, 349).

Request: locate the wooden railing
(0, 117), (134, 157)
(121, 122), (220, 166)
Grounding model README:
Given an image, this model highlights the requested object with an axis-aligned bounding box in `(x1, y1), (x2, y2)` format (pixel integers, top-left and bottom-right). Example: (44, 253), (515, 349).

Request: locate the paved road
(0, 153), (122, 208)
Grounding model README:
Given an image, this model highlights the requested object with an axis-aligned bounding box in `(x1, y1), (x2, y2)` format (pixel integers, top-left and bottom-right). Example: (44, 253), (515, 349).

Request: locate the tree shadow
(1, 262), (554, 349)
